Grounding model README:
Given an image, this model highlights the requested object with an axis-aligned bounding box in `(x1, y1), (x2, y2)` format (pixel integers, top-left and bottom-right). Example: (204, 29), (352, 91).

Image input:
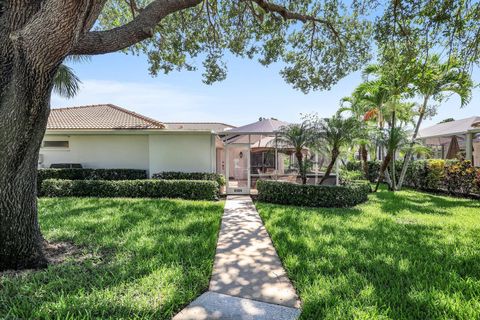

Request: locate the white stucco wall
(40, 134), (149, 170)
(148, 133), (215, 175)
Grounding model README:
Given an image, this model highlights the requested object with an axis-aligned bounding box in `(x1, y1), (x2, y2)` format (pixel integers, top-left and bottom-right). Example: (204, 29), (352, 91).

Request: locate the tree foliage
(97, 0), (375, 92)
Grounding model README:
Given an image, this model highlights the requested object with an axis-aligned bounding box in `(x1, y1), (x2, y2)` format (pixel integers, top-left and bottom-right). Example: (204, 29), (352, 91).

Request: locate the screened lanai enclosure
(417, 117), (480, 166)
(215, 118), (337, 195)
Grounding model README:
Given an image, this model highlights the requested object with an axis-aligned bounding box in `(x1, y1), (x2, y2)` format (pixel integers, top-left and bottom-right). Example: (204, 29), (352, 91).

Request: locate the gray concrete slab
(209, 196), (300, 308)
(172, 291), (301, 320)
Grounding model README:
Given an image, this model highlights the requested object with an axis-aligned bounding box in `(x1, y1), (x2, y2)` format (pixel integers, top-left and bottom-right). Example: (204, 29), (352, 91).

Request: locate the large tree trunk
(0, 56), (54, 270)
(320, 148), (339, 184)
(0, 1), (99, 271)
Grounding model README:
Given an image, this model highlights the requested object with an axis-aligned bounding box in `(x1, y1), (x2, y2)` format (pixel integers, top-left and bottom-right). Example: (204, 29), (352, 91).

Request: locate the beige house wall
(148, 133), (215, 175)
(40, 134), (149, 170)
(40, 132), (216, 176)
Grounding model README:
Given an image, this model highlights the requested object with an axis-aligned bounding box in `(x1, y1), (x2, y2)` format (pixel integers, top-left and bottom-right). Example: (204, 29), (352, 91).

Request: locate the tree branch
(249, 0), (343, 45)
(71, 0), (202, 55)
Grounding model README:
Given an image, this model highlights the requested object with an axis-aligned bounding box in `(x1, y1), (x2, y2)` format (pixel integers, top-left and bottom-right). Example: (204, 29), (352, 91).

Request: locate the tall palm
(275, 122), (316, 184)
(317, 115), (360, 184)
(374, 126), (408, 192)
(339, 82), (386, 175)
(396, 55), (474, 190)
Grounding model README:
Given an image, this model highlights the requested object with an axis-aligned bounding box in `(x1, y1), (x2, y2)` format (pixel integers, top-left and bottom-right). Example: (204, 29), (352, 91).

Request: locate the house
(41, 104), (331, 194)
(417, 116), (480, 166)
(40, 104), (234, 176)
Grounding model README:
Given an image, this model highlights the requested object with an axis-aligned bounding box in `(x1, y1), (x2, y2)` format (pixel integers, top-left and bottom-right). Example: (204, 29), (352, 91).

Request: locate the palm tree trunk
(320, 148), (339, 184)
(360, 144), (368, 176)
(390, 155), (396, 191)
(375, 153), (393, 192)
(295, 151), (307, 184)
(396, 97), (428, 190)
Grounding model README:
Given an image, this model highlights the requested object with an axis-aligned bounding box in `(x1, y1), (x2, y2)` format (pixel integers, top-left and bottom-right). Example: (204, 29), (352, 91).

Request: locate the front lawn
(0, 198), (224, 319)
(257, 187), (480, 319)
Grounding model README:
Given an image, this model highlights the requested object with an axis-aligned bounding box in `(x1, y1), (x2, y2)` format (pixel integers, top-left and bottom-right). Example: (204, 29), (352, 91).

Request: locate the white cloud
(51, 79), (220, 122)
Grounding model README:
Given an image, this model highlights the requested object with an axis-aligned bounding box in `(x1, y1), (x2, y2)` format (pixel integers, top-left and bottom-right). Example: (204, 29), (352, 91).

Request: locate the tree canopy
(94, 0), (374, 92)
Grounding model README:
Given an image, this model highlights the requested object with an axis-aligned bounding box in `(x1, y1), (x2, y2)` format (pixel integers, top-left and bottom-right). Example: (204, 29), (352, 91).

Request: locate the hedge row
(152, 171), (225, 186)
(38, 168), (147, 190)
(257, 180), (370, 208)
(345, 159), (480, 195)
(42, 179), (219, 200)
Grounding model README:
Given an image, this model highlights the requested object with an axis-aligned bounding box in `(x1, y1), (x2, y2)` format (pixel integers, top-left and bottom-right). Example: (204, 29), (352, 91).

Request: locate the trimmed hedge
(38, 168), (147, 191)
(152, 171), (225, 186)
(42, 179), (219, 200)
(257, 180), (370, 208)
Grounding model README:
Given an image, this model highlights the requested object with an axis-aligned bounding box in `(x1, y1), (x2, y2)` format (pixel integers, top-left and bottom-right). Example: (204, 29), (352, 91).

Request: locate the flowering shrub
(444, 160), (477, 195)
(425, 159), (446, 190)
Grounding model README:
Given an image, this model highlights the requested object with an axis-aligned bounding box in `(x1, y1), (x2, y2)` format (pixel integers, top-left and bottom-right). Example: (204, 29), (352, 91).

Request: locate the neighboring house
(40, 104), (234, 176)
(417, 116), (480, 166)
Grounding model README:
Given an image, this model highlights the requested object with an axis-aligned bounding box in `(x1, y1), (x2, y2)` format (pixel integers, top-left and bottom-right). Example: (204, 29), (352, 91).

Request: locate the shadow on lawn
(374, 187), (480, 216)
(258, 193), (480, 319)
(1, 198), (223, 319)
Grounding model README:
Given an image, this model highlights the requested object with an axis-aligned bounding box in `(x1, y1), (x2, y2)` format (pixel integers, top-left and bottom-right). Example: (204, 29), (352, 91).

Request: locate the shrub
(42, 179), (219, 201)
(38, 168), (147, 192)
(404, 160), (428, 189)
(444, 160), (477, 195)
(475, 170), (480, 193)
(257, 180), (370, 208)
(152, 171), (225, 186)
(345, 161), (362, 172)
(366, 160), (381, 182)
(425, 159), (446, 190)
(339, 170), (366, 185)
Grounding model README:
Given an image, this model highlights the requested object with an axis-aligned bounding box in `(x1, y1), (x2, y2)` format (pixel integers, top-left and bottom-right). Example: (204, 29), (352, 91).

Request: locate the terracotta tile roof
(47, 104), (165, 130)
(165, 122), (235, 132)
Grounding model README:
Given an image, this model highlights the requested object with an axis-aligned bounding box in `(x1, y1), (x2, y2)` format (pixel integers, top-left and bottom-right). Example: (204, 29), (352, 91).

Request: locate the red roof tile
(47, 104), (165, 130)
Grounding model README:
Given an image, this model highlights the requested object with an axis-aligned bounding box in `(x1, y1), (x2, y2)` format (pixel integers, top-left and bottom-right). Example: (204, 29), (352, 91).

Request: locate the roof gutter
(45, 129), (215, 135)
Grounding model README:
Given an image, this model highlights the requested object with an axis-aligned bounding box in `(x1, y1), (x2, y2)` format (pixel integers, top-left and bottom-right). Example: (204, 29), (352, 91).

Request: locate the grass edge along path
(257, 187), (480, 320)
(0, 197), (224, 320)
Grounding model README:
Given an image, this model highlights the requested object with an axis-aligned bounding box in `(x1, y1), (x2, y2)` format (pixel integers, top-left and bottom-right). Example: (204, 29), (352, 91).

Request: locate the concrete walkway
(173, 196), (301, 320)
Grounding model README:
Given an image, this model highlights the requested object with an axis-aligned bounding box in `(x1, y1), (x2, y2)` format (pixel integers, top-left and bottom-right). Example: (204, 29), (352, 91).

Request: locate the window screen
(43, 141), (69, 148)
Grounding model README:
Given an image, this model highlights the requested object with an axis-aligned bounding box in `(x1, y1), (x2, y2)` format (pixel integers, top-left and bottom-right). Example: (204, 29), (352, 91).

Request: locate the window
(43, 140), (69, 148)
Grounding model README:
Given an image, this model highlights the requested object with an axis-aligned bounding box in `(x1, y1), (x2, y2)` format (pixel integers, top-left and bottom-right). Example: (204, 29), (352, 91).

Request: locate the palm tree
(396, 55), (473, 190)
(317, 115), (360, 184)
(52, 55), (89, 98)
(53, 64), (81, 98)
(374, 126), (408, 192)
(275, 122), (316, 184)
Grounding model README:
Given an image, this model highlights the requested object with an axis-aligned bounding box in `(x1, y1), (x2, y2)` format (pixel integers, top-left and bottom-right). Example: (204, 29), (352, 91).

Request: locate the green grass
(0, 198), (224, 319)
(257, 187), (480, 320)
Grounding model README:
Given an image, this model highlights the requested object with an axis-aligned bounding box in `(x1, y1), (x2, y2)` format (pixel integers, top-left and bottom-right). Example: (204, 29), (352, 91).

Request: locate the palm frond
(53, 64), (81, 99)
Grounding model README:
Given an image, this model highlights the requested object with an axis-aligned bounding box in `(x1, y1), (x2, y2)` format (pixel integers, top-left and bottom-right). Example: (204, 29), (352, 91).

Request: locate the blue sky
(52, 52), (479, 128)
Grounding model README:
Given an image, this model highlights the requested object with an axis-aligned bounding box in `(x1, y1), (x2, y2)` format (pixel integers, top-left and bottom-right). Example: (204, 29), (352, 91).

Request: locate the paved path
(173, 196), (301, 320)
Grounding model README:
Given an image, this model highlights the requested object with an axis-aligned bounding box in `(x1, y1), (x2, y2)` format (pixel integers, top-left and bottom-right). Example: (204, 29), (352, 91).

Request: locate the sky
(52, 51), (480, 128)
